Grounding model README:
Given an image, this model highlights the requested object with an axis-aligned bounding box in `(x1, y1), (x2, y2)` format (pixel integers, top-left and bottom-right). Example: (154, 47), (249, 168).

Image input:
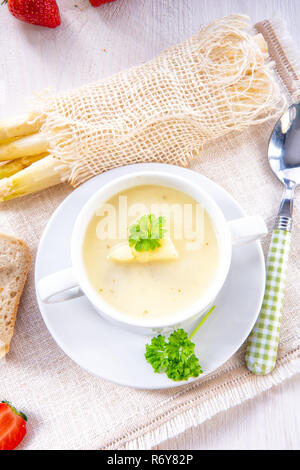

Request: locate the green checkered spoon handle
(245, 226), (291, 375)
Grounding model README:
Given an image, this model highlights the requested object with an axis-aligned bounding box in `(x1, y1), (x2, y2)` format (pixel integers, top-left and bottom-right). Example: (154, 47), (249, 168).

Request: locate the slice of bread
(0, 233), (31, 359)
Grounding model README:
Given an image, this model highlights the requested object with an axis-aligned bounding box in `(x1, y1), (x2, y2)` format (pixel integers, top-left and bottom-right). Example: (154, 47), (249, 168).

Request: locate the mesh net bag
(30, 14), (285, 187)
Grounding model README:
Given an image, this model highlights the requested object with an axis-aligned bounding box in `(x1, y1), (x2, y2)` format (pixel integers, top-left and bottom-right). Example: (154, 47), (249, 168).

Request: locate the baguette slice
(0, 233), (31, 359)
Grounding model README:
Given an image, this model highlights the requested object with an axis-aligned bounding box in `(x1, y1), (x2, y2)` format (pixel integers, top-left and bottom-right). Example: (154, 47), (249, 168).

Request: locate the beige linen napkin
(0, 18), (300, 450)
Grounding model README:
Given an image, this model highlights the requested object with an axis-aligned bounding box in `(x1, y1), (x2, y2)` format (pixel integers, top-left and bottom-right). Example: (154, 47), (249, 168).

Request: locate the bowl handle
(228, 216), (268, 246)
(37, 267), (83, 303)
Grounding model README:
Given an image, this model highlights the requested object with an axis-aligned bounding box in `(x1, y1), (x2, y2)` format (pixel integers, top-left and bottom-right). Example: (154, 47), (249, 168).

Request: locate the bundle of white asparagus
(0, 115), (70, 200)
(0, 15), (285, 202)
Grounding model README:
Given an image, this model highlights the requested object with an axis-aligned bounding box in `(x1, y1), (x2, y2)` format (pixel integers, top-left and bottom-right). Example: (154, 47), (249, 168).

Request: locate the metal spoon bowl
(269, 103), (300, 183)
(268, 103), (300, 230)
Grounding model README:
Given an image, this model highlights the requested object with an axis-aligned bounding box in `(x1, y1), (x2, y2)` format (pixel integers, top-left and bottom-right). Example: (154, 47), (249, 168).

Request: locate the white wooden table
(0, 0), (299, 450)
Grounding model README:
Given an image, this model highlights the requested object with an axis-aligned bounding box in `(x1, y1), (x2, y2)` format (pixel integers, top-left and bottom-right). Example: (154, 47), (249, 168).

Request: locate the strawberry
(2, 0), (61, 29)
(89, 0), (116, 6)
(0, 401), (27, 451)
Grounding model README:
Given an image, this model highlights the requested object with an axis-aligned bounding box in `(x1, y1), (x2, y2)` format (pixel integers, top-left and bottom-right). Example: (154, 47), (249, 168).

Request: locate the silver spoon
(245, 102), (300, 375)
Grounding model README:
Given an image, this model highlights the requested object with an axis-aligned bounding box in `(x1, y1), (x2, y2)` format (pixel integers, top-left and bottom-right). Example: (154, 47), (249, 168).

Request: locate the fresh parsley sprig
(145, 306), (216, 382)
(129, 214), (166, 252)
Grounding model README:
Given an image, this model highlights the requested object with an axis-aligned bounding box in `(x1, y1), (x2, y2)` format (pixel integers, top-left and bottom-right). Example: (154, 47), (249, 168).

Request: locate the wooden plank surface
(0, 0), (299, 450)
(157, 375), (300, 450)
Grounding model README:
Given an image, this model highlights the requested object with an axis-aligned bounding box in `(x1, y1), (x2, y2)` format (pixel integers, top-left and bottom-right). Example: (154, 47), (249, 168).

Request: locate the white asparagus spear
(0, 114), (42, 141)
(0, 133), (49, 161)
(0, 153), (48, 179)
(0, 155), (70, 201)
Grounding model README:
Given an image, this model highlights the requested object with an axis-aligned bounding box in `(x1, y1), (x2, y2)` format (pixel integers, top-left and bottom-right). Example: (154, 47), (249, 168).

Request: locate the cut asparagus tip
(0, 133), (49, 161)
(0, 153), (49, 180)
(0, 114), (42, 142)
(0, 155), (70, 201)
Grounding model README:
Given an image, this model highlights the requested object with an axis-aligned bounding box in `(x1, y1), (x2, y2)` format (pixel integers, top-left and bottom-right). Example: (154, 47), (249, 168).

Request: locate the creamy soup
(82, 185), (219, 320)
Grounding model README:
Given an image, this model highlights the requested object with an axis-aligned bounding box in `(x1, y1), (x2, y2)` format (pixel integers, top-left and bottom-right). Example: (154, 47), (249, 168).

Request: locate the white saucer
(35, 164), (265, 390)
